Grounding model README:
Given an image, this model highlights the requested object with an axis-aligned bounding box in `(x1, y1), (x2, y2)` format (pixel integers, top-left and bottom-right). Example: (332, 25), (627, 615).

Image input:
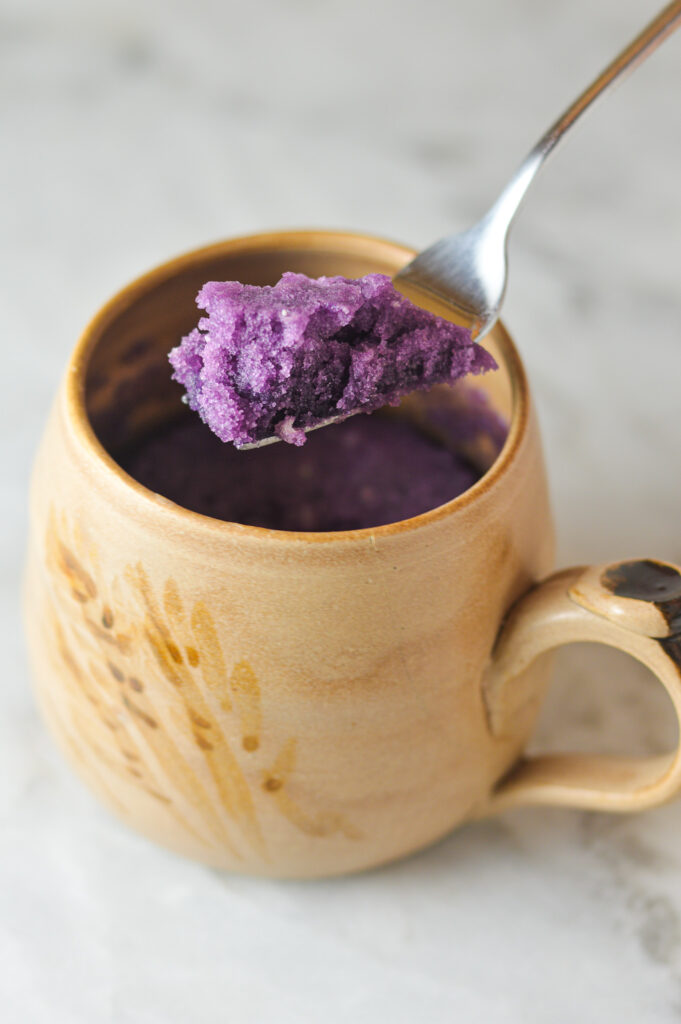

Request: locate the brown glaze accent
(188, 709), (212, 729)
(133, 567), (186, 689)
(166, 641), (183, 664)
(660, 636), (681, 668)
(101, 607), (114, 628)
(84, 616), (132, 653)
(190, 602), (232, 713)
(144, 628), (184, 688)
(229, 660), (262, 754)
(162, 579), (185, 627)
(56, 541), (97, 603)
(146, 789), (173, 805)
(601, 560), (681, 634)
(260, 739), (362, 840)
(194, 732), (214, 752)
(108, 661), (125, 682)
(122, 694), (159, 729)
(128, 676), (144, 692)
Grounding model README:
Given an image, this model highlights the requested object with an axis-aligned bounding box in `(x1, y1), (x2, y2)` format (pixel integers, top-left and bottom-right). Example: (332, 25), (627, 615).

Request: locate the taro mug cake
(24, 231), (681, 878)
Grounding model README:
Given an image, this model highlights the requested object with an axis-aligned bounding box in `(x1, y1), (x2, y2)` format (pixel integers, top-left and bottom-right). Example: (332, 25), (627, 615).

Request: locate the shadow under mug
(24, 230), (681, 878)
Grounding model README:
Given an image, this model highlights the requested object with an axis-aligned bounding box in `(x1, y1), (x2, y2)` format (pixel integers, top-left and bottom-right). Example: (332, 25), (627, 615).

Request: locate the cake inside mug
(118, 390), (507, 532)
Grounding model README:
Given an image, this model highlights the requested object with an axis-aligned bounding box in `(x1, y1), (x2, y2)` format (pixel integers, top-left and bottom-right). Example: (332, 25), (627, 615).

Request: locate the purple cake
(120, 412), (482, 532)
(169, 272), (496, 447)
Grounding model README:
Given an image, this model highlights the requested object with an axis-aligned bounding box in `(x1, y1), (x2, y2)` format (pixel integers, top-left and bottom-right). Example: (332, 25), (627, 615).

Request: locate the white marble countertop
(3, 0), (681, 1019)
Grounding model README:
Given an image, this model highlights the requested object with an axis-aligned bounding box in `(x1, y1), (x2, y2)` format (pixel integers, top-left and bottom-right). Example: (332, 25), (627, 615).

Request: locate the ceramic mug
(24, 231), (681, 878)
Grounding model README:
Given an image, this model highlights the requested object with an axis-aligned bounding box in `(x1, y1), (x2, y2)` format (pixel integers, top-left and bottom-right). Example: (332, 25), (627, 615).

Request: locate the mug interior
(75, 232), (521, 530)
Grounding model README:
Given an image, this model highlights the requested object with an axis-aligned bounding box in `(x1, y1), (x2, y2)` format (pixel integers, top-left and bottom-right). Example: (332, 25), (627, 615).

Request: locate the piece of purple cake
(169, 272), (496, 447)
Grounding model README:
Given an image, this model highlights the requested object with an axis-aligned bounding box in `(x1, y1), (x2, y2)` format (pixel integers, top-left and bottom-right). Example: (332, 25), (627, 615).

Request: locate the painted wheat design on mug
(41, 509), (360, 861)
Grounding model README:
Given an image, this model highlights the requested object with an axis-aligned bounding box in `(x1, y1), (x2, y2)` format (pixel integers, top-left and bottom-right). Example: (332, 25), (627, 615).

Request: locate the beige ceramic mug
(24, 230), (681, 878)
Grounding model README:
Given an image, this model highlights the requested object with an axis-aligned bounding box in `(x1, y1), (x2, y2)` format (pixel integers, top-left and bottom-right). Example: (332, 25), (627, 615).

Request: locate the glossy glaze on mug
(25, 231), (557, 877)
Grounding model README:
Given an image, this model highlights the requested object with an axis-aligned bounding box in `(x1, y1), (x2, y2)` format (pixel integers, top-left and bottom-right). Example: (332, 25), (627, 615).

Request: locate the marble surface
(3, 0), (681, 1019)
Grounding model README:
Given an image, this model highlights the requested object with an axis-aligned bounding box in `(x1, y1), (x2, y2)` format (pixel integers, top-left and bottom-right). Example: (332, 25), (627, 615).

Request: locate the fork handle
(488, 1), (681, 235)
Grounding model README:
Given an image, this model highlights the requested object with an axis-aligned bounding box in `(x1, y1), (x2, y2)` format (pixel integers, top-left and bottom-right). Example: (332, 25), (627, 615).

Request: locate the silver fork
(394, 0), (681, 338)
(240, 1), (681, 450)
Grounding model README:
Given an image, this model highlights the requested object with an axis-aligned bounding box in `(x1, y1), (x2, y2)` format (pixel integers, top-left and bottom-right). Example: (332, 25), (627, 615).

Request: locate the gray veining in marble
(2, 0), (681, 1020)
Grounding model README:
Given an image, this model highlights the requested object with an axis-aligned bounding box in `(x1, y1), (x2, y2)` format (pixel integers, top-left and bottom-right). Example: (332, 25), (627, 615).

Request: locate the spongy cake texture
(169, 272), (496, 447)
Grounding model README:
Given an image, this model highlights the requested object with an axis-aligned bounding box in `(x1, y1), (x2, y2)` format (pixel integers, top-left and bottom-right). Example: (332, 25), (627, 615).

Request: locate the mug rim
(64, 229), (529, 544)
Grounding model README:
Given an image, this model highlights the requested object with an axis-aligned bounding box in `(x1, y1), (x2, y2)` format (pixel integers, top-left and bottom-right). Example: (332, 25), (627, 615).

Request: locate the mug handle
(482, 559), (681, 814)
